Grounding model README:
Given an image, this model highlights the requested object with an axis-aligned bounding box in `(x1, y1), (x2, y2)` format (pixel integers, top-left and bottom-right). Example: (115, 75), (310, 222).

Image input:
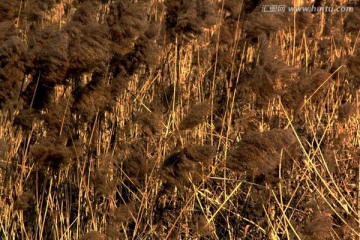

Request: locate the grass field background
(0, 0), (359, 239)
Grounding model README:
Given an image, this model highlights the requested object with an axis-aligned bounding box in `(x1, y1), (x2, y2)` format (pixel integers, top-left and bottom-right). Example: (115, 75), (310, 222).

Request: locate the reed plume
(0, 2), (19, 21)
(338, 102), (356, 122)
(179, 101), (212, 130)
(80, 231), (107, 240)
(14, 192), (34, 211)
(164, 0), (216, 42)
(0, 23), (25, 109)
(300, 211), (333, 240)
(344, 8), (360, 33)
(30, 138), (73, 172)
(281, 69), (331, 112)
(134, 111), (163, 136)
(227, 129), (297, 184)
(161, 144), (216, 187)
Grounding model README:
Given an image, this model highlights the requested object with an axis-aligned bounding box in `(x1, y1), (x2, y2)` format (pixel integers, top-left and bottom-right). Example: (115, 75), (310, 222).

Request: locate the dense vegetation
(0, 0), (359, 239)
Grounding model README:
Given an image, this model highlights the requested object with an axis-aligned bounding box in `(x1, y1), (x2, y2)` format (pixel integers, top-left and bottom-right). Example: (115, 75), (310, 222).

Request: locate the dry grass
(0, 0), (359, 239)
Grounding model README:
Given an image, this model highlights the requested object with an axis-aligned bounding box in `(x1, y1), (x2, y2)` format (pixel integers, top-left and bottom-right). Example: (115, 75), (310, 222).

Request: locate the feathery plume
(227, 129), (297, 184)
(161, 144), (216, 187)
(179, 101), (212, 130)
(338, 102), (356, 122)
(134, 111), (163, 136)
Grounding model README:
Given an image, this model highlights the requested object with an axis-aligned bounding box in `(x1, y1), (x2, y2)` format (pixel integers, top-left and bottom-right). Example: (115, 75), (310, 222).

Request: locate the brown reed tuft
(347, 52), (360, 77)
(107, 1), (148, 57)
(72, 77), (112, 121)
(72, 1), (100, 24)
(106, 1), (160, 76)
(30, 138), (73, 172)
(22, 27), (69, 110)
(110, 75), (131, 97)
(190, 214), (214, 238)
(244, 2), (288, 38)
(104, 224), (122, 239)
(227, 129), (297, 184)
(243, 38), (294, 107)
(41, 100), (72, 137)
(91, 169), (116, 196)
(66, 22), (111, 74)
(80, 231), (107, 240)
(13, 109), (37, 130)
(338, 102), (356, 122)
(213, 18), (238, 46)
(179, 101), (212, 130)
(0, 2), (19, 21)
(14, 192), (34, 211)
(183, 144), (216, 164)
(338, 214), (360, 239)
(0, 138), (8, 160)
(25, 26), (58, 70)
(32, 31), (70, 85)
(110, 203), (136, 224)
(300, 210), (333, 240)
(0, 21), (17, 40)
(164, 0), (217, 42)
(134, 111), (163, 136)
(122, 140), (155, 186)
(344, 8), (360, 33)
(0, 61), (25, 108)
(323, 148), (337, 174)
(244, 0), (312, 39)
(0, 25), (25, 108)
(132, 34), (161, 68)
(281, 69), (331, 112)
(23, 0), (55, 20)
(0, 35), (25, 61)
(223, 0), (243, 19)
(161, 144), (216, 187)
